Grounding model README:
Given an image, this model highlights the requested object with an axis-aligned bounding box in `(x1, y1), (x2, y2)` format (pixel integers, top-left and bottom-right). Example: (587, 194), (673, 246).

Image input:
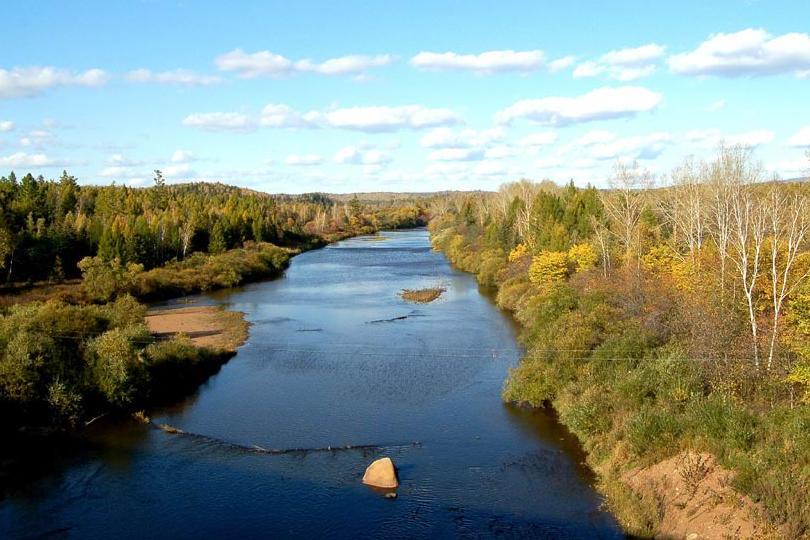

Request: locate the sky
(1, 0), (810, 193)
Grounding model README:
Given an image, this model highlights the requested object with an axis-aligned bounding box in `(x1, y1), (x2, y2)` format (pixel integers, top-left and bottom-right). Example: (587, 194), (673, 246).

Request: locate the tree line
(0, 170), (426, 284)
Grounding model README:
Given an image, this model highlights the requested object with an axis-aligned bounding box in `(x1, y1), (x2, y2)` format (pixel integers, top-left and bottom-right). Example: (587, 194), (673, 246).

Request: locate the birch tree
(663, 159), (706, 264)
(706, 158), (734, 301)
(602, 162), (650, 265)
(765, 186), (810, 370)
(730, 183), (766, 368)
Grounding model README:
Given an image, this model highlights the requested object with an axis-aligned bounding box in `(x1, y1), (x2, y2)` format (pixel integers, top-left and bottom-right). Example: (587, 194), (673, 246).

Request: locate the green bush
(558, 386), (613, 438)
(0, 298), (232, 428)
(87, 325), (150, 407)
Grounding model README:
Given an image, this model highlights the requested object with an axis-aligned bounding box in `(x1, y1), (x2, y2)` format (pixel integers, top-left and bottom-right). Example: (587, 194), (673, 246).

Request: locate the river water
(1, 229), (622, 539)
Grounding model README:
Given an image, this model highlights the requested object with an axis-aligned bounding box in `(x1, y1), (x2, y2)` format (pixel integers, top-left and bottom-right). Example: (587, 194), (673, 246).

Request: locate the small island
(399, 287), (446, 304)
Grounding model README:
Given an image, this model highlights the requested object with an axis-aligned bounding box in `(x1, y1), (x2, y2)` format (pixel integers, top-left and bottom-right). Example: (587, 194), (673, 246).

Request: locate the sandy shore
(145, 306), (249, 352)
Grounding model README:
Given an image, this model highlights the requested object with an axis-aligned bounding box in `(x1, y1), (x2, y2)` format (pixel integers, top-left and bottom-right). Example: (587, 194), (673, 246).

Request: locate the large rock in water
(362, 457), (399, 488)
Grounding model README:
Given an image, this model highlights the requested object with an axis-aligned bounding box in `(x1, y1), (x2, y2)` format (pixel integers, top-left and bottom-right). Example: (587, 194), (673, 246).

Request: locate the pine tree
(208, 220), (227, 254)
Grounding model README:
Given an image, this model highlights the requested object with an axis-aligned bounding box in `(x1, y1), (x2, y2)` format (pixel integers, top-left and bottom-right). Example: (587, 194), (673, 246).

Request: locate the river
(1, 228), (622, 539)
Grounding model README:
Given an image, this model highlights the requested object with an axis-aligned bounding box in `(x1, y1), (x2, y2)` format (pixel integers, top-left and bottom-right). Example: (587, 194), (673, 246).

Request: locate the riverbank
(427, 219), (789, 538)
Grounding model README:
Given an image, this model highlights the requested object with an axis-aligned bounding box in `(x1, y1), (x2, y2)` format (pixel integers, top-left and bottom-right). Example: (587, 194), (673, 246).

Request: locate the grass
(400, 287), (446, 303)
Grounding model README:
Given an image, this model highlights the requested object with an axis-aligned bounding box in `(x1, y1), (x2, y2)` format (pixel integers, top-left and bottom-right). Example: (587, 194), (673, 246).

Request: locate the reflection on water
(0, 229), (623, 539)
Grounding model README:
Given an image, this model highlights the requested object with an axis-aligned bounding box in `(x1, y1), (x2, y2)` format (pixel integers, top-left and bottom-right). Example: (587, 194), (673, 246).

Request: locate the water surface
(1, 229), (622, 539)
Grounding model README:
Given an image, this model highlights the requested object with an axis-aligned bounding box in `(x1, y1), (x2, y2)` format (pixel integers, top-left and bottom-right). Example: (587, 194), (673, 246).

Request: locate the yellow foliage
(528, 251), (570, 287)
(508, 243), (529, 263)
(567, 243), (598, 272)
(641, 245), (697, 292)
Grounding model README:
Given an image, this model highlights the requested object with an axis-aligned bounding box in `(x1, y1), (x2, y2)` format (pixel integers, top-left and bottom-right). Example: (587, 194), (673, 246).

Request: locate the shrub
(787, 361), (810, 403)
(0, 331), (49, 403)
(508, 243), (529, 263)
(567, 242), (598, 273)
(558, 386), (612, 438)
(528, 251), (570, 287)
(78, 257), (143, 302)
(47, 378), (82, 424)
(87, 325), (150, 407)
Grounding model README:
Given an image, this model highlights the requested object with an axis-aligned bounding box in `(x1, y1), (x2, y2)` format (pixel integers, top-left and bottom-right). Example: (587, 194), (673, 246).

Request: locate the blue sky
(1, 0), (809, 192)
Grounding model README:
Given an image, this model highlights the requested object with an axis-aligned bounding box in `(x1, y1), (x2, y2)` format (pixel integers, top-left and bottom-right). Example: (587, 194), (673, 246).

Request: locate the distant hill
(321, 191), (489, 202)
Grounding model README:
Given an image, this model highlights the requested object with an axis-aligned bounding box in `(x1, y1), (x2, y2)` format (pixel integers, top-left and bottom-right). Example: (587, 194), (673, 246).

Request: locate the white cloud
(483, 146), (520, 159)
(518, 132), (558, 146)
(162, 163), (194, 178)
(686, 128), (775, 148)
(99, 165), (132, 178)
(108, 154), (144, 166)
(496, 86), (662, 126)
(0, 120), (14, 132)
(285, 154), (323, 166)
(473, 161), (508, 176)
(124, 177), (150, 187)
(126, 69), (222, 86)
(19, 129), (53, 148)
(296, 55), (394, 76)
(770, 158), (809, 178)
(574, 62), (655, 81)
(333, 146), (391, 165)
(333, 146), (360, 164)
(428, 148), (484, 161)
(419, 127), (504, 148)
(602, 44), (666, 65)
(215, 49), (393, 78)
(259, 104), (316, 128)
(787, 126), (810, 147)
(582, 131), (673, 160)
(573, 130), (616, 146)
(171, 149), (195, 163)
(548, 56), (576, 73)
(535, 157), (562, 169)
(182, 112), (254, 132)
(0, 152), (55, 167)
(424, 162), (468, 175)
(319, 105), (462, 132)
(359, 149), (391, 165)
(186, 104), (462, 134)
(410, 50), (545, 74)
(669, 28), (810, 77)
(99, 154), (146, 178)
(574, 44), (665, 81)
(0, 67), (108, 99)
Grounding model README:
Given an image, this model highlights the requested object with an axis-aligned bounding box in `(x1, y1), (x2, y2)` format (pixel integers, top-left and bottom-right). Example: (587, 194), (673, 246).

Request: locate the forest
(0, 170), (424, 285)
(0, 171), (428, 431)
(429, 147), (810, 536)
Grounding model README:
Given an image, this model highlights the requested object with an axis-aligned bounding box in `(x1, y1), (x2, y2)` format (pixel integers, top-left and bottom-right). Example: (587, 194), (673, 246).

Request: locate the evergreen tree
(208, 220), (227, 254)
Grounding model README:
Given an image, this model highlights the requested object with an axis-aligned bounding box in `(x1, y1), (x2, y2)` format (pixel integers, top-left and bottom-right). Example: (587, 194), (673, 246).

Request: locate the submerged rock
(362, 457), (399, 488)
